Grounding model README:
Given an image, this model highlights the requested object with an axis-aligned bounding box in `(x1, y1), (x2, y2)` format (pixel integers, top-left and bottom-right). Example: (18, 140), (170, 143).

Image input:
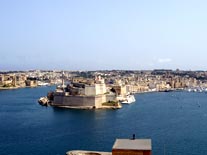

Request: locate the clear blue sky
(0, 0), (207, 71)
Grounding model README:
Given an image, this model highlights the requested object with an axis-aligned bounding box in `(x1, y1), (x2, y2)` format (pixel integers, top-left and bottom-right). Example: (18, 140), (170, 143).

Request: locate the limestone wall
(53, 95), (96, 107)
(106, 94), (116, 102)
(95, 84), (106, 95)
(53, 94), (110, 108)
(95, 95), (106, 108)
(85, 86), (96, 96)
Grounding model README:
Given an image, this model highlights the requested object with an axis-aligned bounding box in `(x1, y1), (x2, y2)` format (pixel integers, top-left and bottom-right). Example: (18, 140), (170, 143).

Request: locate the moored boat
(122, 94), (136, 104)
(38, 97), (49, 106)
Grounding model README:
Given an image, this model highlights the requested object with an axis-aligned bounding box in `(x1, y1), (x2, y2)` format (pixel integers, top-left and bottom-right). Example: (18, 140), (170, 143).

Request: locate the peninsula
(39, 75), (126, 109)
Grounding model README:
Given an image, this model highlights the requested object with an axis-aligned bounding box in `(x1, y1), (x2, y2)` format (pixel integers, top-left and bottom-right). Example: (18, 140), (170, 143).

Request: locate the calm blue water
(1, 87), (207, 155)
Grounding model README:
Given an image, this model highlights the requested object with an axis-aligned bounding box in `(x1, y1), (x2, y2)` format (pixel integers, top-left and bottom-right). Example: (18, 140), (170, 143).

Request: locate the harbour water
(1, 86), (207, 155)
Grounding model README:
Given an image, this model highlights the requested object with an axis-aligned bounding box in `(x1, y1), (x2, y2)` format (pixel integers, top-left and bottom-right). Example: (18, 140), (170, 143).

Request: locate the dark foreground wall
(112, 150), (151, 155)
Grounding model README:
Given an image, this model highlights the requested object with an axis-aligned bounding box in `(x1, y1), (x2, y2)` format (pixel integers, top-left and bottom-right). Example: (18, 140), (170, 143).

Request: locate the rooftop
(112, 139), (152, 151)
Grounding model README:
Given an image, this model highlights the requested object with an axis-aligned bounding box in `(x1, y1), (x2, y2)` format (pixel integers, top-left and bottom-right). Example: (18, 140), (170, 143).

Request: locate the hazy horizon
(1, 0), (207, 70)
(1, 68), (207, 72)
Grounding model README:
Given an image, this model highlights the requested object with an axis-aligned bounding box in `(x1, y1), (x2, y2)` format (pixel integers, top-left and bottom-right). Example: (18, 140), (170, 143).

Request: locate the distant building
(0, 74), (4, 86)
(25, 79), (37, 87)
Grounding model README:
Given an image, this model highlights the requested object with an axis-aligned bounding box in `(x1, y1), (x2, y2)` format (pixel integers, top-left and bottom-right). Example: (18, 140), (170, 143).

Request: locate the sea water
(1, 86), (207, 155)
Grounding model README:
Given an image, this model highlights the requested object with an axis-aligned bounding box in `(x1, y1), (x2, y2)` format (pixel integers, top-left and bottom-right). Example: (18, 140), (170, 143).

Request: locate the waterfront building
(51, 76), (119, 109)
(0, 74), (4, 86)
(2, 69), (207, 92)
(25, 79), (37, 87)
(16, 74), (27, 87)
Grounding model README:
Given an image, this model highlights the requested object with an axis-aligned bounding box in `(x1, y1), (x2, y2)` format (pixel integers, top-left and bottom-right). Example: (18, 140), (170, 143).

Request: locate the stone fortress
(51, 76), (121, 109)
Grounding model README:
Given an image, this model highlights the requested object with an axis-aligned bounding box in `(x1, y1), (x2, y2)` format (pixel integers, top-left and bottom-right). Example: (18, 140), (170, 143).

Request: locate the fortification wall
(95, 95), (106, 108)
(53, 95), (96, 107)
(53, 94), (109, 108)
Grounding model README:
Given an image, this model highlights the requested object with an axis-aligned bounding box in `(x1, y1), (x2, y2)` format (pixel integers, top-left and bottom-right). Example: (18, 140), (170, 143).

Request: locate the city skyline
(1, 0), (207, 71)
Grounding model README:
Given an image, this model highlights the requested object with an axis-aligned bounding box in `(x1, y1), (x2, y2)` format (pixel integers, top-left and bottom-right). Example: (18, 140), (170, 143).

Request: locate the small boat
(122, 95), (136, 104)
(38, 97), (49, 106)
(37, 81), (50, 86)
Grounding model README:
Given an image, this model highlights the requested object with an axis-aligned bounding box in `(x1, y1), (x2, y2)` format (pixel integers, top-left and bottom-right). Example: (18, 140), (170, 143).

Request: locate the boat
(122, 94), (136, 104)
(159, 89), (173, 92)
(37, 81), (50, 86)
(38, 97), (49, 106)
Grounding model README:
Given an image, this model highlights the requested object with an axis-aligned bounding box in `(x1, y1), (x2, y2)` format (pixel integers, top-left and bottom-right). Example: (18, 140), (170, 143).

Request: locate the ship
(122, 94), (136, 104)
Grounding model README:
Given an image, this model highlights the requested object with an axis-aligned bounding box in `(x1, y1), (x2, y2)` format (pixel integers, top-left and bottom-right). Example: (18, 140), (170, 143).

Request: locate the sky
(0, 0), (207, 71)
